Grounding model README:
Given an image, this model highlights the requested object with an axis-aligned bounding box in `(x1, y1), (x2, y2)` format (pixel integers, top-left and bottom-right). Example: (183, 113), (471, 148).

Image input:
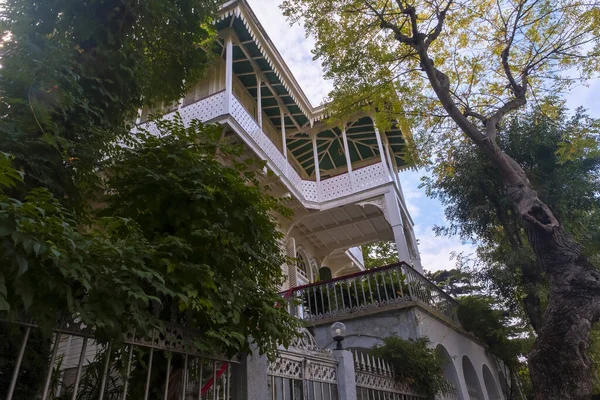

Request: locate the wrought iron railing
(283, 262), (460, 326)
(1, 319), (236, 400)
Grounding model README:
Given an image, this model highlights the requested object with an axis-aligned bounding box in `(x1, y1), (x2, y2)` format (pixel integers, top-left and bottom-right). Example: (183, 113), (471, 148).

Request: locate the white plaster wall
(310, 306), (508, 400)
(415, 309), (506, 400)
(311, 308), (421, 351)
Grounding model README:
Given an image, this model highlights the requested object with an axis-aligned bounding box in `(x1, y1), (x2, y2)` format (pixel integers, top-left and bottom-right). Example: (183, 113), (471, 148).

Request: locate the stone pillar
(231, 352), (270, 400)
(334, 349), (357, 400)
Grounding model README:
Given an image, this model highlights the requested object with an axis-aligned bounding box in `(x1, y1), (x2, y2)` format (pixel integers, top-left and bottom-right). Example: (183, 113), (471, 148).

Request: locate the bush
(371, 336), (446, 397)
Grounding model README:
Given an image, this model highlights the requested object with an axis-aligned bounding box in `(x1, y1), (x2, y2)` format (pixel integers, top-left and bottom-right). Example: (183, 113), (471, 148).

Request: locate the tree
(0, 0), (299, 366)
(362, 240), (400, 268)
(423, 105), (600, 334)
(104, 117), (300, 357)
(282, 1), (600, 397)
(425, 268), (482, 297)
(371, 337), (446, 397)
(0, 0), (218, 209)
(426, 267), (533, 398)
(457, 295), (533, 399)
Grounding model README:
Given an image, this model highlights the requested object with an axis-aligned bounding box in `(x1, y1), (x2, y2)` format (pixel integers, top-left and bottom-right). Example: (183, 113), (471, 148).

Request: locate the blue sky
(247, 0), (600, 272)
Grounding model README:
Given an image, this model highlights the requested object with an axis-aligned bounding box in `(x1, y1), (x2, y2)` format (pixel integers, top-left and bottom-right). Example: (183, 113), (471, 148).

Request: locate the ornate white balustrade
(353, 350), (426, 399)
(138, 92), (391, 205)
(284, 262), (460, 326)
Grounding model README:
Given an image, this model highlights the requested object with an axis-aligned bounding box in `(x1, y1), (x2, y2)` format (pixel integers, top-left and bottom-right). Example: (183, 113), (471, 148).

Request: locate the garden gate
(267, 328), (338, 400)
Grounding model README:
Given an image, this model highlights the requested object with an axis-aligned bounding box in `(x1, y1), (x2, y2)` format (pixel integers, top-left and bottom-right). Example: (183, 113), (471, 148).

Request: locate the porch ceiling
(287, 118), (406, 179)
(294, 203), (392, 253)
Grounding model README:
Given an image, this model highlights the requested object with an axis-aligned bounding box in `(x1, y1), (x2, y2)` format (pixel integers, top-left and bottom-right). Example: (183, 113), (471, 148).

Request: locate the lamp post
(330, 322), (347, 350)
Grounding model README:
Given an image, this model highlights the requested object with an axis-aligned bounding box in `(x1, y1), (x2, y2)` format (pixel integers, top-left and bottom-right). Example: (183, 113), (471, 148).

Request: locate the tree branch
(485, 96), (527, 138)
(425, 0), (453, 48)
(396, 5), (486, 144)
(500, 0), (528, 97)
(464, 109), (487, 123)
(364, 0), (415, 46)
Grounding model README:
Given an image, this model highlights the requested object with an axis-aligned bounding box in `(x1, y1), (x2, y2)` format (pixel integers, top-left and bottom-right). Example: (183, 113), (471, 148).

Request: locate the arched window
(483, 365), (502, 400)
(296, 251), (310, 281)
(462, 356), (484, 400)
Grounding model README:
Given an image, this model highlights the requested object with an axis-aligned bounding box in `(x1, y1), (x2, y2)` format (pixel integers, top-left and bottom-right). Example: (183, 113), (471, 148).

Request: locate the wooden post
(257, 75), (262, 128)
(373, 125), (390, 180)
(224, 34), (233, 113)
(341, 126), (354, 188)
(312, 134), (321, 183)
(281, 108), (287, 160)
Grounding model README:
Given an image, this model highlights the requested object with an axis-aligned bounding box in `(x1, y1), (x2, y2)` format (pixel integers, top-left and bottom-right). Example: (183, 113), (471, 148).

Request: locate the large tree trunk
(481, 140), (600, 399)
(412, 30), (598, 396)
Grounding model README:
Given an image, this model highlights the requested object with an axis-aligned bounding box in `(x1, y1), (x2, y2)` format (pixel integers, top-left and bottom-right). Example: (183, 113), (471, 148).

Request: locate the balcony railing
(138, 92), (392, 205)
(283, 262), (460, 326)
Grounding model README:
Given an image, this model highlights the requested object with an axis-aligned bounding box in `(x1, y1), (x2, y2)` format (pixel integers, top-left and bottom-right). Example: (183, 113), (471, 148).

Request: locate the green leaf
(16, 256), (28, 276)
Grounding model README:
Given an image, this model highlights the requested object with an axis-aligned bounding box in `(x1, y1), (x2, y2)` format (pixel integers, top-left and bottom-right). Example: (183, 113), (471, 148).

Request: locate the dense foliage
(371, 336), (446, 397)
(0, 0), (300, 364)
(0, 118), (300, 358)
(425, 268), (482, 297)
(362, 240), (399, 269)
(423, 105), (600, 332)
(422, 105), (600, 396)
(104, 117), (300, 356)
(458, 296), (530, 366)
(457, 295), (533, 399)
(0, 0), (219, 208)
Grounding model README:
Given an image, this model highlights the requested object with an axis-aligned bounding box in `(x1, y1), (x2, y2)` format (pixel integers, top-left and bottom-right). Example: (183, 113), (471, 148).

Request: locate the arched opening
(318, 266), (332, 281)
(296, 249), (311, 284)
(462, 356), (484, 400)
(435, 345), (462, 400)
(497, 367), (510, 398)
(483, 365), (502, 400)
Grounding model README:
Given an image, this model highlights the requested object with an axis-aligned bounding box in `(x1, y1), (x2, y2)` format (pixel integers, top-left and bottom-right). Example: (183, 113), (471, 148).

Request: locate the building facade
(138, 0), (423, 287)
(134, 2), (514, 399)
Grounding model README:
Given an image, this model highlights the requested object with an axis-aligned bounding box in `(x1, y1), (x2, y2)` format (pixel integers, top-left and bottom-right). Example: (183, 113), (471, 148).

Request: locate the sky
(246, 0), (600, 272)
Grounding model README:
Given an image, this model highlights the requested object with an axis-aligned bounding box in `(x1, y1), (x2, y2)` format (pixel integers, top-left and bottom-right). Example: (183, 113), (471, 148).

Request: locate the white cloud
(564, 79), (600, 117)
(416, 228), (476, 273)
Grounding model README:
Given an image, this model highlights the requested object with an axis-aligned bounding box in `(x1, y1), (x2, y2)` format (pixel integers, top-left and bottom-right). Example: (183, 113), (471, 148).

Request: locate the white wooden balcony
(138, 90), (393, 207)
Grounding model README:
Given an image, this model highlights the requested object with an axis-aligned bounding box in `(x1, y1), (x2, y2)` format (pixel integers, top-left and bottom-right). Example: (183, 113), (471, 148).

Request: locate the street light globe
(330, 322), (347, 349)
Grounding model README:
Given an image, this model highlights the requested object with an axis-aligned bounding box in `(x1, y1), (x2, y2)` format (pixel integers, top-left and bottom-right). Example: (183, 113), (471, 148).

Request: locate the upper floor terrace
(136, 0), (413, 212)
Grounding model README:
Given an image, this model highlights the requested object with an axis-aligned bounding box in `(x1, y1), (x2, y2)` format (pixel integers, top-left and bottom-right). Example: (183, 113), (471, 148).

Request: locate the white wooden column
(373, 126), (390, 180)
(256, 75), (262, 128)
(312, 134), (321, 183)
(384, 191), (411, 263)
(384, 140), (401, 190)
(280, 107), (287, 160)
(341, 127), (354, 188)
(224, 34), (233, 114)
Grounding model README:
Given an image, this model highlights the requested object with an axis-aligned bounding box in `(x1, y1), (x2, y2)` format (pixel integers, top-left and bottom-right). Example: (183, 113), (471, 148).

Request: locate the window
(296, 251), (309, 280)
